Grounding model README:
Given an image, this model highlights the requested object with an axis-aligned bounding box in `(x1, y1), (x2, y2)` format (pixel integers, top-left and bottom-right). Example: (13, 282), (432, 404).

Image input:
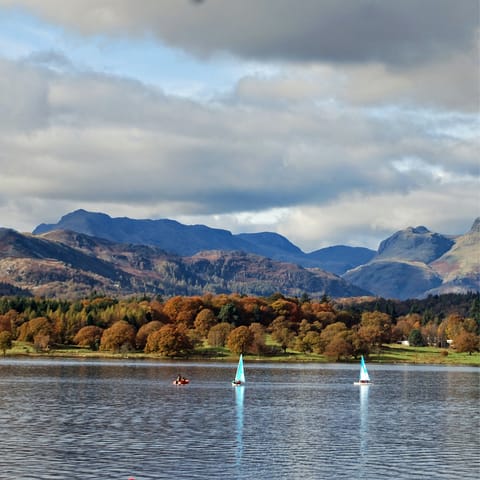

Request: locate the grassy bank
(3, 341), (479, 366)
(368, 344), (480, 366)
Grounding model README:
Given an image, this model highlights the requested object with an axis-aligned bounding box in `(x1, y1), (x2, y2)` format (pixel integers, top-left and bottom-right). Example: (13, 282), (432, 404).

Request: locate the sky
(0, 0), (478, 252)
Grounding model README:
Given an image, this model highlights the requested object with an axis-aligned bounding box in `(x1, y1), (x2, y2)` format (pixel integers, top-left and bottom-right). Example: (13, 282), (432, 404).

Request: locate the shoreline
(2, 345), (479, 367)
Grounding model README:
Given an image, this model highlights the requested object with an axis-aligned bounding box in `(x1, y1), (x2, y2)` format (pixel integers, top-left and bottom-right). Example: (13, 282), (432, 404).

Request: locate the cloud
(0, 52), (478, 249)
(0, 2), (478, 250)
(2, 0), (477, 66)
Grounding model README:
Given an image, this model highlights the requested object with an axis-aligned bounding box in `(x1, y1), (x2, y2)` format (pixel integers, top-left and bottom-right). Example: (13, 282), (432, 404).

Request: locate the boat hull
(354, 381), (372, 385)
(173, 379), (189, 385)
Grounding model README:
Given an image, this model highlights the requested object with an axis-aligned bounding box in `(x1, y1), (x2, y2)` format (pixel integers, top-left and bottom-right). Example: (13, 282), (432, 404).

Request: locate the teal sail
(359, 355), (371, 383)
(233, 354), (245, 384)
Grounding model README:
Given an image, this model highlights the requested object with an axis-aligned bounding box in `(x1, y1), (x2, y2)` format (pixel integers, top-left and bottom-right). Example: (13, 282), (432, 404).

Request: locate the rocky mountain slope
(34, 209), (374, 274)
(4, 210), (478, 300)
(0, 228), (369, 299)
(429, 218), (480, 295)
(342, 219), (479, 299)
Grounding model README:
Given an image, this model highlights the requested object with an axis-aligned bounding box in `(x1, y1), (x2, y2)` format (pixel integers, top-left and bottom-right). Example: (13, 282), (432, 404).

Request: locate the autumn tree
(0, 331), (12, 355)
(270, 316), (295, 353)
(421, 321), (440, 347)
(439, 314), (464, 341)
(100, 320), (136, 352)
(392, 316), (417, 342)
(17, 317), (55, 343)
(135, 321), (163, 350)
(194, 308), (216, 338)
(145, 324), (193, 357)
(453, 330), (479, 355)
(227, 326), (254, 355)
(358, 311), (392, 350)
(319, 322), (348, 353)
(324, 334), (353, 361)
(248, 322), (266, 355)
(34, 334), (52, 352)
(162, 296), (203, 327)
(0, 313), (13, 333)
(270, 298), (301, 323)
(296, 330), (322, 354)
(0, 309), (21, 338)
(349, 329), (370, 358)
(207, 322), (233, 347)
(73, 326), (104, 350)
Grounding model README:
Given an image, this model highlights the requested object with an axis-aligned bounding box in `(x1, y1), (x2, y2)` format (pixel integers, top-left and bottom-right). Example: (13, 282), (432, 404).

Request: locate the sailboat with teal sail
(232, 354), (245, 386)
(354, 355), (372, 385)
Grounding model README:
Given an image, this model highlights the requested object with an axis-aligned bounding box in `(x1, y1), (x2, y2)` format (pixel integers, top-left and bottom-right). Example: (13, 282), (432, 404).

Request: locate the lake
(0, 358), (478, 480)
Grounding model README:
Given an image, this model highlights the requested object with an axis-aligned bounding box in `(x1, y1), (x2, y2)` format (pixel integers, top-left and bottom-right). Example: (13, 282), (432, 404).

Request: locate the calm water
(0, 359), (478, 480)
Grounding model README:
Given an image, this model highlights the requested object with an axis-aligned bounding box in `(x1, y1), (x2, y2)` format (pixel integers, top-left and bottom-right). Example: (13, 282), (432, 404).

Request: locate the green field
(368, 344), (480, 366)
(3, 341), (479, 366)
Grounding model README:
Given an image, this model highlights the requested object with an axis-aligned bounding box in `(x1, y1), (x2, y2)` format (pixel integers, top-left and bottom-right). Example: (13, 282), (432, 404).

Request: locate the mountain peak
(410, 226), (429, 234)
(469, 217), (480, 233)
(376, 225), (454, 263)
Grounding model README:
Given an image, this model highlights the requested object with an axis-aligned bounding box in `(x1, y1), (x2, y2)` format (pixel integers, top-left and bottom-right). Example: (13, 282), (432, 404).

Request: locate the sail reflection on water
(359, 382), (369, 461)
(235, 385), (244, 468)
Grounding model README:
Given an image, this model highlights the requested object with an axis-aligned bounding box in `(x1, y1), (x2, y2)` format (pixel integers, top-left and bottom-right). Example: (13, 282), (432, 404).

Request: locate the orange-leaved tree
(144, 324), (193, 357)
(100, 320), (136, 352)
(73, 325), (104, 350)
(227, 326), (254, 355)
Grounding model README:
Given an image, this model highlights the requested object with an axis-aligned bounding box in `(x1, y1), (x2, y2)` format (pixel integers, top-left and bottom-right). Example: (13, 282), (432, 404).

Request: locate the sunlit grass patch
(371, 344), (480, 366)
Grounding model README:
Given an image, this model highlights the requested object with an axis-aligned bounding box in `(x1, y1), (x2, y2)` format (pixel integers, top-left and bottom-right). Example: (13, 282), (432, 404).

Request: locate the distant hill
(27, 211), (480, 299)
(0, 228), (370, 299)
(375, 225), (454, 263)
(343, 260), (443, 300)
(34, 209), (374, 272)
(342, 220), (479, 299)
(306, 245), (375, 275)
(34, 209), (249, 256)
(428, 218), (480, 295)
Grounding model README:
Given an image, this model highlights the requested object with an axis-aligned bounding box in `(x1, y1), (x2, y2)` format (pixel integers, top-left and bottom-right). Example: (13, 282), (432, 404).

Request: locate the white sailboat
(354, 355), (372, 385)
(232, 354), (245, 386)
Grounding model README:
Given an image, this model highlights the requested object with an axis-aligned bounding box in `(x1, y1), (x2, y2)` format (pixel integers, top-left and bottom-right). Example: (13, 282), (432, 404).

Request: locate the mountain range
(34, 209), (375, 274)
(0, 209), (477, 300)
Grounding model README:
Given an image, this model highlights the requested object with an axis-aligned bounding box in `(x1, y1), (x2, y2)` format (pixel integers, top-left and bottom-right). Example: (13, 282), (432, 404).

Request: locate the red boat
(173, 377), (189, 385)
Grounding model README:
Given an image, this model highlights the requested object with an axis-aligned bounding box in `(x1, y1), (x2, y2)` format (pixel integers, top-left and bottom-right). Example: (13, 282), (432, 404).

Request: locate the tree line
(0, 292), (478, 358)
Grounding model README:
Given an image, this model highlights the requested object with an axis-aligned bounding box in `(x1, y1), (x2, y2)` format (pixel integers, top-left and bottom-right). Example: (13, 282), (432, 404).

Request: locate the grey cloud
(0, 59), (50, 131)
(1, 0), (477, 66)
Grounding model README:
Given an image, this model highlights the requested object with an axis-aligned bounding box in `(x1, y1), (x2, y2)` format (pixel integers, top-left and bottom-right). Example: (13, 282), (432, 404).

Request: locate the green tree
(218, 303), (239, 325)
(408, 329), (425, 347)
